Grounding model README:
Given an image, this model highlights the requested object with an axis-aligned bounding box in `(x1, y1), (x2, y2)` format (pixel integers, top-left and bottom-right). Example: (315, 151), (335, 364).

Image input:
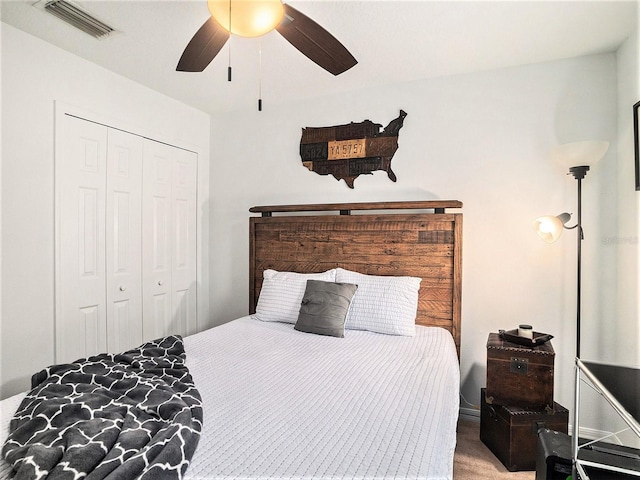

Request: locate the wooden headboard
(249, 201), (463, 355)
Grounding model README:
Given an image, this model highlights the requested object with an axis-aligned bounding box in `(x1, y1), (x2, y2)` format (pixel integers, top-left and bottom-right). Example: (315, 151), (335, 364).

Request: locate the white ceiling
(1, 0), (637, 114)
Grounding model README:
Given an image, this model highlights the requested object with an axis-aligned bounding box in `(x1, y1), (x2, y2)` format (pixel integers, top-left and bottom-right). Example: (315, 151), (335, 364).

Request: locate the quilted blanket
(2, 336), (203, 480)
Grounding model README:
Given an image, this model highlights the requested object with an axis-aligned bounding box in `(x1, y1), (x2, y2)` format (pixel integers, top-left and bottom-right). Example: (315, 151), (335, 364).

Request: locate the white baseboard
(573, 425), (622, 444)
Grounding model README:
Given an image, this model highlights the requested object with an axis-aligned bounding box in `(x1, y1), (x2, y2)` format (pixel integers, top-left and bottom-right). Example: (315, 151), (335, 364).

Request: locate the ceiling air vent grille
(43, 0), (114, 38)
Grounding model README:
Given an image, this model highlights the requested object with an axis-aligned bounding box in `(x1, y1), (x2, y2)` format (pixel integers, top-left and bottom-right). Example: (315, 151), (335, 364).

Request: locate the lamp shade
(534, 213), (572, 243)
(208, 0), (285, 37)
(551, 141), (609, 170)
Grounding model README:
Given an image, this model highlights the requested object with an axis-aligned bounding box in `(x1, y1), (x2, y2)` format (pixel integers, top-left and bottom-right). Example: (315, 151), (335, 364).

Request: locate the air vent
(41, 0), (114, 38)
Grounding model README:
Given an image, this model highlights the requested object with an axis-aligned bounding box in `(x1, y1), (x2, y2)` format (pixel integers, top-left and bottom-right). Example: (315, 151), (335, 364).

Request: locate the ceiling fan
(176, 0), (357, 76)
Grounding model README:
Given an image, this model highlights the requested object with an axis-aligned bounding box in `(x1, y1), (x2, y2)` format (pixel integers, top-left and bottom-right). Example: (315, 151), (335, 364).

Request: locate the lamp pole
(568, 165), (588, 358)
(569, 165), (588, 480)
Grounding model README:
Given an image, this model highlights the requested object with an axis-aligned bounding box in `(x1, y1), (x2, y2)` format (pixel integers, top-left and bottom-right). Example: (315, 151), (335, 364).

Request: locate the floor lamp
(533, 140), (609, 480)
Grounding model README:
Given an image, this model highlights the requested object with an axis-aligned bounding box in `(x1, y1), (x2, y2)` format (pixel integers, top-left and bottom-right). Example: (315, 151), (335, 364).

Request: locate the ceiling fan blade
(177, 16), (229, 72)
(276, 3), (357, 76)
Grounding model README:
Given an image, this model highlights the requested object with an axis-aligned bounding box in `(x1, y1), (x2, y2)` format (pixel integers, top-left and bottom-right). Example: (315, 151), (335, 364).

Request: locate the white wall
(615, 20), (640, 368)
(0, 23), (212, 399)
(209, 53), (620, 427)
(597, 18), (640, 446)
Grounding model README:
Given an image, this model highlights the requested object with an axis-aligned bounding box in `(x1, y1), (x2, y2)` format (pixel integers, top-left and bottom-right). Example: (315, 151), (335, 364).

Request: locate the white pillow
(335, 268), (421, 336)
(253, 269), (337, 324)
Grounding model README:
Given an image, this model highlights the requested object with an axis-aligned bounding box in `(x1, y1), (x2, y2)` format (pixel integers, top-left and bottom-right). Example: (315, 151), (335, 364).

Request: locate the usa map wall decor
(300, 110), (407, 188)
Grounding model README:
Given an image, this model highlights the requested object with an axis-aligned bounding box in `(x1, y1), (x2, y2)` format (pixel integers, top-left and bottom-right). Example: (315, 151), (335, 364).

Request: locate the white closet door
(56, 115), (108, 363)
(57, 113), (198, 361)
(105, 129), (143, 352)
(172, 149), (198, 337)
(142, 140), (173, 340)
(142, 140), (197, 340)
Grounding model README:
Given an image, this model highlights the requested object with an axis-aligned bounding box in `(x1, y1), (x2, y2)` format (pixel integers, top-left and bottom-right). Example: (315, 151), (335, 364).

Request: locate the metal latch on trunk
(510, 357), (529, 374)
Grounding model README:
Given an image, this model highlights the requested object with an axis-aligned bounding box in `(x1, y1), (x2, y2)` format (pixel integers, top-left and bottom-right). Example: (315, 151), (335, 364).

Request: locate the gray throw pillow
(294, 280), (358, 338)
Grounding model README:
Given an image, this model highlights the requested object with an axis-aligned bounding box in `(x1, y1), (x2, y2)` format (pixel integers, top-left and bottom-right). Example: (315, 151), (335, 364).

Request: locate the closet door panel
(142, 140), (174, 340)
(106, 129), (143, 352)
(172, 150), (198, 336)
(56, 115), (108, 363)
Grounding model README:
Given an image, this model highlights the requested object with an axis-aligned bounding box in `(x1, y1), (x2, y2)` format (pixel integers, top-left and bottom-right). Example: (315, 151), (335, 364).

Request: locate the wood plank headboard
(249, 201), (463, 356)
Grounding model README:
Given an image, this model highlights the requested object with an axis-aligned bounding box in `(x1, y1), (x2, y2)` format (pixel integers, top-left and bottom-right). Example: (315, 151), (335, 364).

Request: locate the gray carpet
(454, 419), (535, 479)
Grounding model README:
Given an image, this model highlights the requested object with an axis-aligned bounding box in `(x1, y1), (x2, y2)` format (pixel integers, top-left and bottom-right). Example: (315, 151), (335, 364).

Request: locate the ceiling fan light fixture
(207, 0), (284, 38)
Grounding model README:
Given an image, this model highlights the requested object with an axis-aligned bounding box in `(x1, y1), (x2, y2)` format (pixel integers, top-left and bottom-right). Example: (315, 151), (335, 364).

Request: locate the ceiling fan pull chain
(227, 0), (232, 81)
(258, 39), (263, 111)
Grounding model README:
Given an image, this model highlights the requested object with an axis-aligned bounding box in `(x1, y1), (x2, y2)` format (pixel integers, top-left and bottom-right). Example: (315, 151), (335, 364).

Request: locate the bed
(1, 200), (463, 480)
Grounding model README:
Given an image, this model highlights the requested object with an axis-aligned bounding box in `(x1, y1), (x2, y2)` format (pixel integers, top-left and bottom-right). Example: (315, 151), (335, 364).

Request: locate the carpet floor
(454, 419), (535, 479)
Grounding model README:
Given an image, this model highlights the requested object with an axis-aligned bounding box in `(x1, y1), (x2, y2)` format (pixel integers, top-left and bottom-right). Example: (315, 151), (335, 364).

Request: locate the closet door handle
(157, 280), (164, 286)
(119, 285), (127, 292)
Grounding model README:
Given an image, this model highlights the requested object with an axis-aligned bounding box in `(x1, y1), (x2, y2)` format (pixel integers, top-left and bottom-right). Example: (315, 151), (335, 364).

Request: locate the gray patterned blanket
(2, 336), (203, 479)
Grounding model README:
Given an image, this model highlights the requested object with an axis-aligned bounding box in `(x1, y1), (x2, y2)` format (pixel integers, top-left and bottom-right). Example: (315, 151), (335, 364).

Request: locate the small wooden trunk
(486, 332), (555, 409)
(480, 388), (569, 472)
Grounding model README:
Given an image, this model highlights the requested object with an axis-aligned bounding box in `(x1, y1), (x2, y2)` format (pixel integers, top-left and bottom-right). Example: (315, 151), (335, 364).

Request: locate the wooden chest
(486, 332), (555, 409)
(480, 388), (568, 472)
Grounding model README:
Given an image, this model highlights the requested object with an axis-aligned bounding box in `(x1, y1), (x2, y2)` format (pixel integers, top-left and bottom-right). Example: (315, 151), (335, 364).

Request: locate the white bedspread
(0, 316), (460, 480)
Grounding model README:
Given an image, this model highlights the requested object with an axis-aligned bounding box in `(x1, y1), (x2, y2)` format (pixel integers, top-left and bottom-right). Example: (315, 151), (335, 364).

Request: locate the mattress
(0, 315), (460, 480)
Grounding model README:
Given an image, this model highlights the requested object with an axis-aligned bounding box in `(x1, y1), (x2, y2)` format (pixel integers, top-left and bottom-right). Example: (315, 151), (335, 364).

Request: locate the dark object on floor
(480, 388), (568, 471)
(535, 428), (572, 479)
(535, 428), (640, 479)
(580, 440), (640, 479)
(486, 332), (555, 410)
